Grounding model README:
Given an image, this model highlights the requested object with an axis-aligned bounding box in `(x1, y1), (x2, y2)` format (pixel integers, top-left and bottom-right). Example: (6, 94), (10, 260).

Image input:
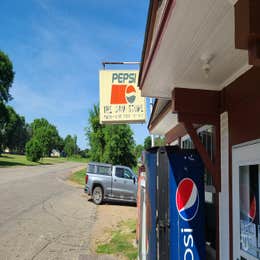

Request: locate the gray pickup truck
(84, 162), (138, 205)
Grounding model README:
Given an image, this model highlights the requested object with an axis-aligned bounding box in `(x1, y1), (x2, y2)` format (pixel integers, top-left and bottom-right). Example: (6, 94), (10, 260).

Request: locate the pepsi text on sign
(112, 72), (137, 84)
(181, 228), (194, 260)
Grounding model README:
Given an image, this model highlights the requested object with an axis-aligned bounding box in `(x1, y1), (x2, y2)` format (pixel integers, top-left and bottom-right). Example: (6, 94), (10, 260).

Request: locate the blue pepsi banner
(168, 151), (205, 260)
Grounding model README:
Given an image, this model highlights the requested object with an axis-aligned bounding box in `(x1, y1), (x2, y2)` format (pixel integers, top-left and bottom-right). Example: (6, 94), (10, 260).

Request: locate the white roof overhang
(149, 99), (178, 136)
(141, 0), (252, 99)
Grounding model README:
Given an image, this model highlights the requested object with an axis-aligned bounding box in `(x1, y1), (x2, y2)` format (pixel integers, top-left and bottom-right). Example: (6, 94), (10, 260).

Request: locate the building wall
(225, 66), (260, 146)
(224, 66), (260, 259)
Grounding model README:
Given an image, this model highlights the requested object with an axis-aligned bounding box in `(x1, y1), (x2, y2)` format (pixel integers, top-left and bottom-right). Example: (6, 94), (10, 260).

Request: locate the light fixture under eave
(200, 54), (214, 78)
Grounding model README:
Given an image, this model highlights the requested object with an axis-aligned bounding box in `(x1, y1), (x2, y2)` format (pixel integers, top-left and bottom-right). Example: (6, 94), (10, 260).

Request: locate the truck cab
(85, 162), (137, 205)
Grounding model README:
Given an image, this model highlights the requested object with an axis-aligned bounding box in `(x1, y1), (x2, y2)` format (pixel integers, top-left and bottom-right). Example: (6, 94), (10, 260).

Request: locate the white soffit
(150, 110), (178, 135)
(151, 99), (170, 120)
(142, 0), (250, 98)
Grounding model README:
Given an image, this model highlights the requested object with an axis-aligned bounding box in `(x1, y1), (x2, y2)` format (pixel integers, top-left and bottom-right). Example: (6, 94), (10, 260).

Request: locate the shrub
(25, 138), (43, 162)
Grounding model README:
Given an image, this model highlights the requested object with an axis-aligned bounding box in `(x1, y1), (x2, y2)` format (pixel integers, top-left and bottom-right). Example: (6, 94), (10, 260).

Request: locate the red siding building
(139, 1), (260, 259)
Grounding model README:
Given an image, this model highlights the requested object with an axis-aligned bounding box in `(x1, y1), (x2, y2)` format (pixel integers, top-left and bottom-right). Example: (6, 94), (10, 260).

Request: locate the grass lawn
(66, 155), (89, 163)
(96, 219), (138, 260)
(69, 168), (86, 186)
(0, 154), (89, 167)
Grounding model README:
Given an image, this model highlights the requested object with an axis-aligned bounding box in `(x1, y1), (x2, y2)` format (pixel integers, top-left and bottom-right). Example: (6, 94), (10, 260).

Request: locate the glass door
(233, 140), (260, 260)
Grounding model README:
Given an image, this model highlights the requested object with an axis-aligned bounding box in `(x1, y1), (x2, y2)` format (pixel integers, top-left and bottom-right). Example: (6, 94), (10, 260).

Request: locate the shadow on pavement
(87, 197), (136, 207)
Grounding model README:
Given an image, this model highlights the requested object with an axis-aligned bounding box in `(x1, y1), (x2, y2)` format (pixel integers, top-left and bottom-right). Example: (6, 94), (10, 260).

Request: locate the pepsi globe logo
(176, 178), (199, 221)
(125, 85), (136, 104)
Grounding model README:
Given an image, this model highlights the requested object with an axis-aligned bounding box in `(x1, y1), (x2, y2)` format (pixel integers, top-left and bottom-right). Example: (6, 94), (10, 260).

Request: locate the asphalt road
(0, 162), (97, 260)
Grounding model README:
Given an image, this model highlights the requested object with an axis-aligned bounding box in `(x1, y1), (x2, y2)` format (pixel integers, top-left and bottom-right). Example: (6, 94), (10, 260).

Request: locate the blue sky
(0, 0), (150, 149)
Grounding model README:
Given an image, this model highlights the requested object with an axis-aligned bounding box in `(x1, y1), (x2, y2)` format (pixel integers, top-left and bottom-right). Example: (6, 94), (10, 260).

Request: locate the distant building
(3, 148), (10, 153)
(50, 149), (60, 157)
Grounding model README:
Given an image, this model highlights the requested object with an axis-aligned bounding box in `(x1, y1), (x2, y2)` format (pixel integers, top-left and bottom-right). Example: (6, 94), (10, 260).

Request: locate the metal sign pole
(150, 98), (155, 147)
(102, 61), (140, 70)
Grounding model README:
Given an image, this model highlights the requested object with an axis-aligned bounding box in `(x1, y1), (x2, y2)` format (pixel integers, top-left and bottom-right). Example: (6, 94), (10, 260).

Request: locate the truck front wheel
(92, 186), (103, 205)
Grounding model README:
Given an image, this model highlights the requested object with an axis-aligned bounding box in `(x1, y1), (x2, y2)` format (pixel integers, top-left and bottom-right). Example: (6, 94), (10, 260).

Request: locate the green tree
(0, 51), (14, 103)
(134, 144), (144, 160)
(79, 148), (89, 158)
(64, 134), (78, 157)
(86, 104), (106, 162)
(144, 136), (151, 150)
(103, 125), (137, 168)
(0, 103), (9, 151)
(144, 136), (165, 150)
(56, 135), (65, 153)
(25, 138), (43, 162)
(86, 104), (137, 168)
(3, 106), (30, 154)
(0, 51), (15, 152)
(30, 118), (61, 156)
(155, 136), (165, 146)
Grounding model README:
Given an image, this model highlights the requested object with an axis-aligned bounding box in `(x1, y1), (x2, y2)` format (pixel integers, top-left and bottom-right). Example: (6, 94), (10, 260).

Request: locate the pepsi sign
(99, 70), (146, 124)
(169, 152), (205, 260)
(176, 178), (199, 221)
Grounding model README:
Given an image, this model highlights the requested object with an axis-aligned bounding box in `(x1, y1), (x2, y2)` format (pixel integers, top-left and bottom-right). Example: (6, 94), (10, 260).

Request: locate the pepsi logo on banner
(125, 85), (136, 104)
(176, 178), (199, 221)
(110, 84), (136, 105)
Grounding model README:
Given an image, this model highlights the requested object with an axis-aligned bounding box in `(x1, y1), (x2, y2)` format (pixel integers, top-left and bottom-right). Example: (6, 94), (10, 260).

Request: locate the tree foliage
(134, 144), (144, 160)
(3, 106), (30, 153)
(0, 51), (15, 152)
(0, 103), (9, 152)
(25, 138), (43, 162)
(86, 104), (106, 162)
(0, 51), (14, 103)
(30, 118), (62, 156)
(144, 136), (152, 150)
(103, 125), (136, 167)
(144, 136), (166, 150)
(64, 134), (78, 157)
(86, 104), (137, 168)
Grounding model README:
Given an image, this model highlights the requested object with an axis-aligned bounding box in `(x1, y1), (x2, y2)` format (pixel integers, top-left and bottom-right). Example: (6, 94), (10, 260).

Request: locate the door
(233, 140), (260, 260)
(112, 167), (136, 200)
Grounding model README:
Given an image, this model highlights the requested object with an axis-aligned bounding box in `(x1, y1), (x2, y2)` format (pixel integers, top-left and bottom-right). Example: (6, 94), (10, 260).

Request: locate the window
(182, 126), (214, 187)
(115, 168), (133, 179)
(240, 164), (260, 258)
(87, 164), (111, 175)
(123, 169), (133, 179)
(87, 164), (96, 173)
(115, 168), (124, 178)
(97, 166), (111, 176)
